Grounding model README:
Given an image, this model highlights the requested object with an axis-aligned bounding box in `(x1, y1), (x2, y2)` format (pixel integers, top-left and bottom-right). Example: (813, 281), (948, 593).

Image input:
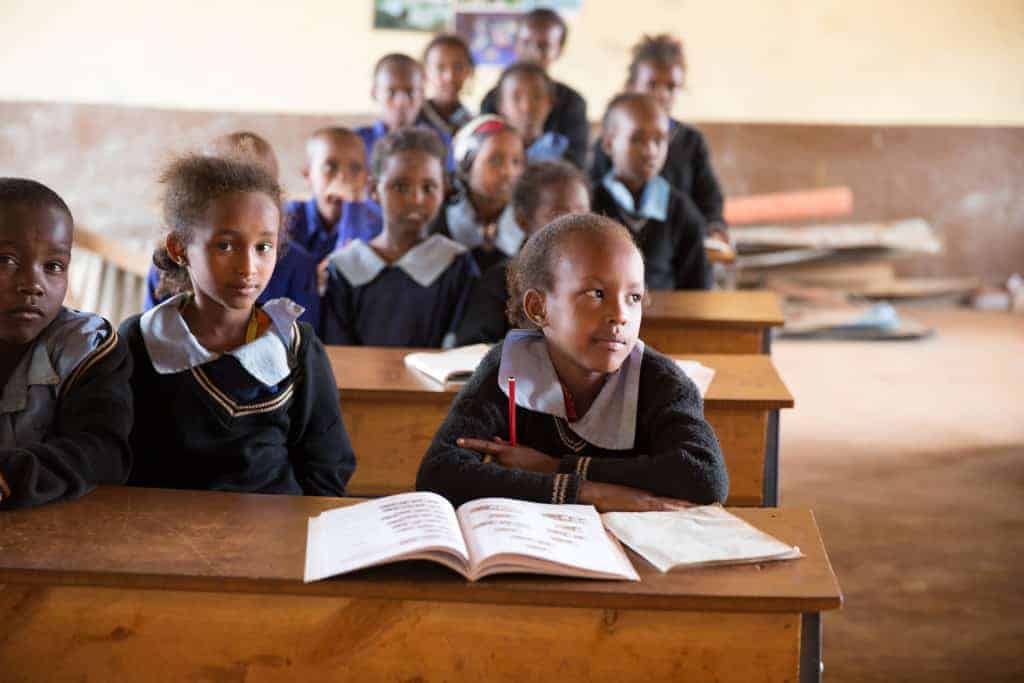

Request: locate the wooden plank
(0, 487), (843, 614)
(724, 186), (854, 225)
(0, 584), (801, 682)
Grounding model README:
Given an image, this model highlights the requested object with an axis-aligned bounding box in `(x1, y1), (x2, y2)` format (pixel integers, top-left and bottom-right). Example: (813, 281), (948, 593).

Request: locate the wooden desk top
(644, 290), (785, 328)
(0, 486), (839, 613)
(327, 346), (794, 410)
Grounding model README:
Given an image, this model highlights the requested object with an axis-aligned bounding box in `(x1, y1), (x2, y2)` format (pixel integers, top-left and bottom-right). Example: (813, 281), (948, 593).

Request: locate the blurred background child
(428, 115), (525, 273)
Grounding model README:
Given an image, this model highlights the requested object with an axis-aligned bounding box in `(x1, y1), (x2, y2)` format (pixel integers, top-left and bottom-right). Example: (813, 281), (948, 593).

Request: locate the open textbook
(404, 344), (491, 384)
(602, 505), (803, 573)
(407, 345), (715, 397)
(304, 492), (640, 583)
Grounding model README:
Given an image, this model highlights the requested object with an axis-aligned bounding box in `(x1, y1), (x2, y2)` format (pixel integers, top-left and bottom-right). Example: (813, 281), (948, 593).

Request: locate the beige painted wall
(1, 0), (1022, 124)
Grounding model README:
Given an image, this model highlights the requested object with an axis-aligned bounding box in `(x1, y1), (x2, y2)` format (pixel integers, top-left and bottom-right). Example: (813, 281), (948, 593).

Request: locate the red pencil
(508, 376), (517, 446)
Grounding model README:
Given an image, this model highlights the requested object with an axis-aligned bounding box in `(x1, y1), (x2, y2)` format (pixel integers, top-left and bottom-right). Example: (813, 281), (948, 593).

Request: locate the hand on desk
(457, 437), (559, 474)
(579, 480), (694, 513)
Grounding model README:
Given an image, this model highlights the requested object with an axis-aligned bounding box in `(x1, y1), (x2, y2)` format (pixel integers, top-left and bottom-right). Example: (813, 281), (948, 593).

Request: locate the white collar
(328, 234), (467, 288)
(497, 329), (644, 450)
(602, 172), (671, 222)
(445, 198), (524, 258)
(139, 294), (300, 386)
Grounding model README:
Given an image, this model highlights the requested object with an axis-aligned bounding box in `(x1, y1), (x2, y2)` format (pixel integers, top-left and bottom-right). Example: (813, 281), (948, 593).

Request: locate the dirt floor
(771, 305), (1024, 682)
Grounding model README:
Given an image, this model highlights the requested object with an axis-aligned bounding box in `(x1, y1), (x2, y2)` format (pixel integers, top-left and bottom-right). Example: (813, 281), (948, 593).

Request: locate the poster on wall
(453, 1), (583, 65)
(374, 0), (451, 31)
(373, 1), (584, 63)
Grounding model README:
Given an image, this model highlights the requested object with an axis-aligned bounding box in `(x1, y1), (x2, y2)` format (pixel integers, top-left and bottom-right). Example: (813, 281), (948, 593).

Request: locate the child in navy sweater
(591, 93), (712, 290)
(123, 155), (355, 495)
(454, 160), (590, 345)
(421, 33), (475, 138)
(590, 34), (729, 242)
(145, 131), (321, 325)
(0, 178), (132, 509)
(479, 9), (588, 168)
(428, 115), (525, 273)
(321, 128), (478, 347)
(417, 213), (727, 510)
(496, 62), (570, 164)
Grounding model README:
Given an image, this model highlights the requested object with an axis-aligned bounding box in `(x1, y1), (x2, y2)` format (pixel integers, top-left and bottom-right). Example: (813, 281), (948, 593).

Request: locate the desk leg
(800, 612), (822, 683)
(762, 409), (780, 506)
(762, 328), (772, 353)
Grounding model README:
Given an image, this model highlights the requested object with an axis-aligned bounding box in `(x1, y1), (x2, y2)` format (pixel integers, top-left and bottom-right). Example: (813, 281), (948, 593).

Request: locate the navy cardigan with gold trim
(120, 315), (355, 496)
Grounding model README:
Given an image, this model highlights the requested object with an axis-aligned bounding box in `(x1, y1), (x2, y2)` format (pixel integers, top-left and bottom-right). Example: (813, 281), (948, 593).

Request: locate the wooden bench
(327, 347), (794, 506)
(0, 486), (842, 682)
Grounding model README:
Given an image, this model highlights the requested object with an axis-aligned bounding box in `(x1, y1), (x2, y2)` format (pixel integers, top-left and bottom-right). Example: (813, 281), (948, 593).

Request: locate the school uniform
(590, 119), (726, 225)
(592, 173), (712, 290)
(525, 131), (571, 163)
(0, 309), (132, 509)
(481, 81), (589, 168)
(285, 197), (383, 264)
(416, 330), (728, 508)
(420, 100), (474, 138)
(321, 234), (479, 347)
(121, 295), (354, 495)
(428, 195), (524, 273)
(143, 240), (321, 327)
(453, 258), (511, 346)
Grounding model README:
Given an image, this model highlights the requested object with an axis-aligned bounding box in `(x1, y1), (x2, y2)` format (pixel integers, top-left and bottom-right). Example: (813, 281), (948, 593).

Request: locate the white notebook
(675, 360), (715, 396)
(404, 344), (491, 384)
(304, 492), (640, 583)
(602, 505), (803, 573)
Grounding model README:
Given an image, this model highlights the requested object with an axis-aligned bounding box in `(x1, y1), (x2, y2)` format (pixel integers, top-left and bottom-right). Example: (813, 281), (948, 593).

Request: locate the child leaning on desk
(416, 213), (728, 511)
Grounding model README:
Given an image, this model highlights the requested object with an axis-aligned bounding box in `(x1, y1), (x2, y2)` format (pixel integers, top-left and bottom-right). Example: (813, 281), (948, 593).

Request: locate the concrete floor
(771, 306), (1024, 682)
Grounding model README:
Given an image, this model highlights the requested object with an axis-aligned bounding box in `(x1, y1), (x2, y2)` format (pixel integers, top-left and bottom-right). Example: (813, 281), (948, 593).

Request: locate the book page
(304, 491), (469, 582)
(456, 498), (638, 580)
(404, 344), (491, 384)
(601, 505), (803, 573)
(674, 360), (715, 397)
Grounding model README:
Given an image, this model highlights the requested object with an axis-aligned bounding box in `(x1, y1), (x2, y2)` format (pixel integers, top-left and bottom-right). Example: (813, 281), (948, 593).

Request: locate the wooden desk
(0, 486), (842, 682)
(328, 347), (794, 506)
(642, 290), (785, 354)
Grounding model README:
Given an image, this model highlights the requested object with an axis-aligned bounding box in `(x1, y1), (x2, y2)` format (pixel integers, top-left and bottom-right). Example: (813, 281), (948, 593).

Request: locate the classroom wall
(3, 100), (1022, 282)
(1, 0), (1022, 126)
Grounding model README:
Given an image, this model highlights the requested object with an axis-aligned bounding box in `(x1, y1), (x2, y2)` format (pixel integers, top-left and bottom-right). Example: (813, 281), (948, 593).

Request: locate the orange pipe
(724, 186), (853, 225)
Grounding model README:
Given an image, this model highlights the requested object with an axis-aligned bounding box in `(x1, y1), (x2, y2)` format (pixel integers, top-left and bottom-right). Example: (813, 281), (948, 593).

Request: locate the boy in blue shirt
(0, 178), (133, 509)
(357, 54), (452, 168)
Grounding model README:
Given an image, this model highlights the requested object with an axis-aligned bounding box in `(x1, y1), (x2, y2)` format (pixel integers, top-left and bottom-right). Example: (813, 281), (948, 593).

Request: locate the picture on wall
(374, 0), (451, 32)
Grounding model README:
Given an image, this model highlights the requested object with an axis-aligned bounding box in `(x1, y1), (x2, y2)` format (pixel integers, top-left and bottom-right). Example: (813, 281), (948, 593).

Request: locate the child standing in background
(591, 93), (712, 290)
(417, 213), (727, 510)
(145, 131), (321, 325)
(428, 115), (525, 273)
(122, 156), (355, 496)
(479, 9), (589, 168)
(321, 128), (478, 348)
(454, 160), (590, 346)
(495, 62), (569, 164)
(590, 34), (729, 243)
(421, 33), (475, 137)
(0, 178), (132, 509)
